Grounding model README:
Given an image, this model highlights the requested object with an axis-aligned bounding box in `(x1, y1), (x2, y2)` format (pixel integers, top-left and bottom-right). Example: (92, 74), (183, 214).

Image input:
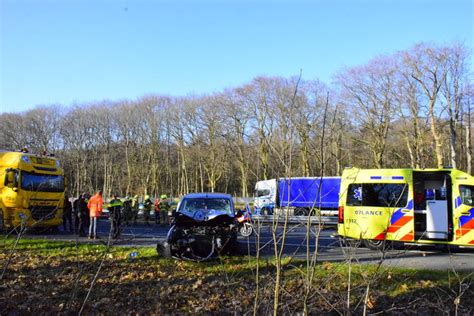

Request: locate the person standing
(143, 195), (152, 225)
(158, 195), (169, 227)
(154, 197), (161, 224)
(76, 194), (89, 237)
(122, 196), (132, 225)
(108, 194), (123, 239)
(87, 190), (103, 239)
(72, 196), (80, 233)
(62, 196), (73, 233)
(131, 195), (139, 225)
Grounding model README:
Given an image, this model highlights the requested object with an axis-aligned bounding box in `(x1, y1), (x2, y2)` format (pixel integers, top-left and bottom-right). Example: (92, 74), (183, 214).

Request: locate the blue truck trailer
(254, 177), (341, 216)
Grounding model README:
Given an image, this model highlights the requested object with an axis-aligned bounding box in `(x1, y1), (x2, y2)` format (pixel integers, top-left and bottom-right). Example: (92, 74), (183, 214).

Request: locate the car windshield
(21, 171), (64, 193)
(179, 198), (232, 215)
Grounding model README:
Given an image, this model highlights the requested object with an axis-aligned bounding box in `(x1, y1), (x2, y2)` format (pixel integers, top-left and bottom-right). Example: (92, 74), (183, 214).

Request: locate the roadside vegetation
(1, 238), (472, 314)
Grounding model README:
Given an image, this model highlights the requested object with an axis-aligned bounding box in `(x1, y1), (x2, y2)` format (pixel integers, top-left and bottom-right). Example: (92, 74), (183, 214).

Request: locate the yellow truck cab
(337, 167), (474, 249)
(0, 150), (65, 230)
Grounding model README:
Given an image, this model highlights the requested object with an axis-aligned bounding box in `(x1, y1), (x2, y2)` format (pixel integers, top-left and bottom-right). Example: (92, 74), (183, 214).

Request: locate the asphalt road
(18, 218), (474, 272)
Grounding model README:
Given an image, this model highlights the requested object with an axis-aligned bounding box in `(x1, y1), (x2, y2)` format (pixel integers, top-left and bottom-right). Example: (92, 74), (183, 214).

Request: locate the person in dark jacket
(108, 194), (123, 239)
(131, 195), (139, 225)
(143, 195), (152, 225)
(122, 196), (132, 225)
(76, 194), (89, 237)
(72, 196), (80, 233)
(62, 196), (73, 233)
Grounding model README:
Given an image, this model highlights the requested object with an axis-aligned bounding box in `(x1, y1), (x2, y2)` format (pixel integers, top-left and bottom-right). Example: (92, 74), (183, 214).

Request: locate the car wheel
(156, 241), (172, 258)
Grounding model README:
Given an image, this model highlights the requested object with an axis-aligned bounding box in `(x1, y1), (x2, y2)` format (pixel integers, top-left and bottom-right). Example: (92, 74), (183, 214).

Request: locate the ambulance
(337, 167), (474, 249)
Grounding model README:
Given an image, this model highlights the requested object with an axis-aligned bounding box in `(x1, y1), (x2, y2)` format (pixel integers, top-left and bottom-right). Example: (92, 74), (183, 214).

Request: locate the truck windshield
(256, 189), (270, 197)
(21, 172), (64, 192)
(180, 198), (232, 214)
(460, 185), (474, 206)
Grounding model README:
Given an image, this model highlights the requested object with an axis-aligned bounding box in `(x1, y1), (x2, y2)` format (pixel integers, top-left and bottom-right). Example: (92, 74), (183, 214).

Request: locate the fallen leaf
(192, 279), (203, 290)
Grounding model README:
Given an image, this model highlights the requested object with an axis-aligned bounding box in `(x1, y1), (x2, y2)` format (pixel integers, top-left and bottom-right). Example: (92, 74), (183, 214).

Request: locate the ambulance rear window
(347, 183), (408, 207)
(459, 185), (474, 206)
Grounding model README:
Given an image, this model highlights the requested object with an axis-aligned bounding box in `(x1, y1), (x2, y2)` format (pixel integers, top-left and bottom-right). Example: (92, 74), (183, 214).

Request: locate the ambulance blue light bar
(370, 176), (404, 180)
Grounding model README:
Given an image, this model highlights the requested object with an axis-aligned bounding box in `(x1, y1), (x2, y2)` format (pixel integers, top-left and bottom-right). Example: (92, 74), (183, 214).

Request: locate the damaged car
(156, 193), (240, 261)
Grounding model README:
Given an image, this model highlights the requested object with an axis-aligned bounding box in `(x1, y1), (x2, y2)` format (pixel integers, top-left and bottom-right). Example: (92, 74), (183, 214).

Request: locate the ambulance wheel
(363, 239), (391, 251)
(294, 208), (308, 216)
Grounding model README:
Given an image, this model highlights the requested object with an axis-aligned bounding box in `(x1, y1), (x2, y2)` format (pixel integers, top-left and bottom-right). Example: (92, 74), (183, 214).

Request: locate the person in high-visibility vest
(143, 195), (152, 225)
(108, 194), (123, 239)
(158, 195), (169, 227)
(87, 190), (103, 239)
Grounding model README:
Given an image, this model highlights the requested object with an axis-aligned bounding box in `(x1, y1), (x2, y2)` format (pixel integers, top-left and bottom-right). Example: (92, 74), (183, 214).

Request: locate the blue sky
(0, 0), (472, 113)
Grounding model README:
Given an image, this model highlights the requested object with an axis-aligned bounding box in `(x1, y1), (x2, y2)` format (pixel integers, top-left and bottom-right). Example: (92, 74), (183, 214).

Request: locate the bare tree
(242, 78), (275, 180)
(465, 89), (473, 174)
(403, 43), (450, 168)
(394, 65), (430, 169)
(0, 113), (30, 150)
(442, 44), (470, 169)
(219, 90), (252, 197)
(199, 98), (227, 192)
(291, 80), (326, 176)
(23, 105), (63, 152)
(337, 55), (398, 168)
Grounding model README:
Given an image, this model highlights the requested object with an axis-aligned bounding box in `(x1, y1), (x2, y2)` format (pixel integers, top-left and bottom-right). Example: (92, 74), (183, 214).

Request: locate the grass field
(0, 238), (472, 314)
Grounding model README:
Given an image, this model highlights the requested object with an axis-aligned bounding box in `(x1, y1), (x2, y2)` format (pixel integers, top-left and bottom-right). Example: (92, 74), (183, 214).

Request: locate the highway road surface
(15, 218), (474, 272)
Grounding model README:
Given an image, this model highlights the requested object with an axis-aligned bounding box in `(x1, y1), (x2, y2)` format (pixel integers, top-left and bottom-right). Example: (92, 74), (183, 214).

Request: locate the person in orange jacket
(87, 190), (104, 239)
(154, 197), (161, 225)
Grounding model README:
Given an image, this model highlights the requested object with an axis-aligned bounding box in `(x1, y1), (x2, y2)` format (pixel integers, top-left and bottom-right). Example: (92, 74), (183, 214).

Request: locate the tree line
(0, 42), (472, 198)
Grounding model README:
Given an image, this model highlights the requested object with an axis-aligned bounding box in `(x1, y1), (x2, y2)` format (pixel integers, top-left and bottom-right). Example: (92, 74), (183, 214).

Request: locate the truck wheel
(0, 209), (4, 233)
(261, 207), (273, 216)
(294, 208), (308, 216)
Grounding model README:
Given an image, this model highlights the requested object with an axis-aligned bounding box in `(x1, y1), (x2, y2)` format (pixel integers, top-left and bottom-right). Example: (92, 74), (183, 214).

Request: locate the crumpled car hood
(174, 209), (235, 226)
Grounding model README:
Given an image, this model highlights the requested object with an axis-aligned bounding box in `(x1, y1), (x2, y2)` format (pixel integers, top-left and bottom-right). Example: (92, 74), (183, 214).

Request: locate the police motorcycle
(156, 193), (240, 261)
(236, 204), (254, 237)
